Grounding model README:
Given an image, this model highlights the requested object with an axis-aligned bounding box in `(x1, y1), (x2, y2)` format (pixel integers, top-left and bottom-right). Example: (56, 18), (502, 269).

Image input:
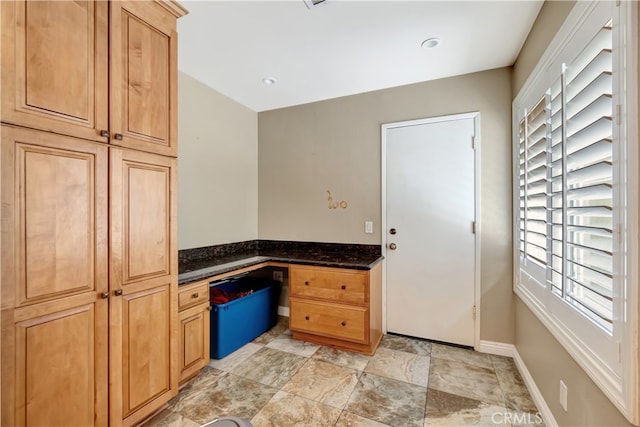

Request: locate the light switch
(365, 221), (373, 234)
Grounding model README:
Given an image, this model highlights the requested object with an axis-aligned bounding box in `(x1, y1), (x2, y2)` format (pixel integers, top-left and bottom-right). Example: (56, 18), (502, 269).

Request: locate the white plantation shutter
(560, 22), (613, 330)
(514, 1), (639, 422)
(517, 20), (614, 331)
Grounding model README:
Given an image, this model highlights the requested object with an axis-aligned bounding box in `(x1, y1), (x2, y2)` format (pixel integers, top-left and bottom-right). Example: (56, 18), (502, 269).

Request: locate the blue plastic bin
(210, 277), (281, 359)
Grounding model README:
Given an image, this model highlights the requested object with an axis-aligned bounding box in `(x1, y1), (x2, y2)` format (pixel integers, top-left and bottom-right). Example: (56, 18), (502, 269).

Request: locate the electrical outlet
(365, 221), (373, 234)
(273, 271), (284, 282)
(559, 380), (568, 411)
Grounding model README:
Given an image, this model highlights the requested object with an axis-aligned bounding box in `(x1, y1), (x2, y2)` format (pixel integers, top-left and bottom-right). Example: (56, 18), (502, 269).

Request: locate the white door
(384, 114), (477, 347)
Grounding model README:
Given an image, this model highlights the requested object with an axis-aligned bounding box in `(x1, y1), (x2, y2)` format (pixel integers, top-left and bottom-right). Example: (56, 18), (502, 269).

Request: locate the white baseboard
(277, 305), (289, 317)
(478, 340), (558, 427)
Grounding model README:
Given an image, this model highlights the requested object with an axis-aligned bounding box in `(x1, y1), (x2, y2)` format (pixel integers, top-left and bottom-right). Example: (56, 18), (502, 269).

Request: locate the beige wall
(258, 67), (515, 343)
(178, 72), (258, 249)
(513, 2), (634, 426)
(512, 0), (576, 96)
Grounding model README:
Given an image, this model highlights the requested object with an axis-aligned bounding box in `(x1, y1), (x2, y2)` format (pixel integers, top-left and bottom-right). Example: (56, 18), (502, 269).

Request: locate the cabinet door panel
(14, 301), (108, 427)
(110, 1), (178, 156)
(0, 1), (108, 142)
(122, 285), (171, 414)
(110, 148), (175, 284)
(179, 304), (210, 383)
(1, 126), (108, 307)
(110, 147), (177, 426)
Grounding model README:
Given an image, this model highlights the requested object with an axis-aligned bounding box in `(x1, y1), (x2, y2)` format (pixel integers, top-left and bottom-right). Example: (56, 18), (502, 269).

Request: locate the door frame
(381, 112), (482, 349)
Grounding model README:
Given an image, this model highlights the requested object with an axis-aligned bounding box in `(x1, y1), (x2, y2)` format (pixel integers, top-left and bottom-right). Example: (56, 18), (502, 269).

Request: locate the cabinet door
(0, 1), (108, 143)
(0, 125), (108, 309)
(3, 298), (109, 427)
(109, 147), (177, 426)
(110, 1), (182, 157)
(179, 304), (210, 383)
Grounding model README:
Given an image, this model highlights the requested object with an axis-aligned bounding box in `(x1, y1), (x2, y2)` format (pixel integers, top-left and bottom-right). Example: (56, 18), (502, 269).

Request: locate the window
(513, 1), (637, 423)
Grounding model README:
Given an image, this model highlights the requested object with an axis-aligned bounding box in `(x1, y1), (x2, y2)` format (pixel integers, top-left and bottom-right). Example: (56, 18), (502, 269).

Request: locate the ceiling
(177, 0), (543, 112)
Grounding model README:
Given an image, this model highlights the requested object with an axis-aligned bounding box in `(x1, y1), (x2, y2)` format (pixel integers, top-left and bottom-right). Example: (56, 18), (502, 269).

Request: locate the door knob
(389, 243), (397, 250)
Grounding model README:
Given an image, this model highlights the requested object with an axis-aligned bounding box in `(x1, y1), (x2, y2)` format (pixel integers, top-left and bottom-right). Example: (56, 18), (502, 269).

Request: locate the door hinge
(616, 0), (620, 7)
(472, 221), (476, 234)
(471, 136), (476, 150)
(472, 305), (477, 319)
(617, 341), (622, 362)
(616, 104), (622, 125)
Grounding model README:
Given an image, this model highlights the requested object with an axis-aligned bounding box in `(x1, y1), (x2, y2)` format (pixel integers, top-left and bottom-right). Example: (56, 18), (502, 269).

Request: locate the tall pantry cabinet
(0, 1), (187, 426)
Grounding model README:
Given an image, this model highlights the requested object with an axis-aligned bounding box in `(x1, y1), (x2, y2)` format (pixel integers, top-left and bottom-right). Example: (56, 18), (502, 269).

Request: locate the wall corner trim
(277, 306), (290, 317)
(478, 340), (558, 427)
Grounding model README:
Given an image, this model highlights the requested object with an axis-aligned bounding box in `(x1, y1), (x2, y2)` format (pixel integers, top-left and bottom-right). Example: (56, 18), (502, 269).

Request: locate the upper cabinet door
(110, 1), (184, 157)
(0, 1), (109, 143)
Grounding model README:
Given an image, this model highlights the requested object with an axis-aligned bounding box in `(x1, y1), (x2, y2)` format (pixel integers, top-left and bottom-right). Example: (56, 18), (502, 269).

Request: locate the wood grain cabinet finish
(178, 281), (210, 384)
(289, 264), (383, 355)
(110, 1), (181, 157)
(1, 2), (186, 425)
(1, 125), (109, 427)
(109, 147), (178, 426)
(0, 0), (109, 143)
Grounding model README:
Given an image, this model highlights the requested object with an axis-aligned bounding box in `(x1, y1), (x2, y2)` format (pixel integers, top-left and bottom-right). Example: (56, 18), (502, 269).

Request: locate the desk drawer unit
(290, 267), (366, 305)
(290, 298), (367, 344)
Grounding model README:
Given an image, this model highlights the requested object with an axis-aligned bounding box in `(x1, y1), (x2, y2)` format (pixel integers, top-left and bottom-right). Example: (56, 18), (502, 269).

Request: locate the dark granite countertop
(178, 240), (383, 285)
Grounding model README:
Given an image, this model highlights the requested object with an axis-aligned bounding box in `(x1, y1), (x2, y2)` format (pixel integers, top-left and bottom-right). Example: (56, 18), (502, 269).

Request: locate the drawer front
(290, 266), (366, 305)
(290, 298), (368, 344)
(178, 282), (209, 311)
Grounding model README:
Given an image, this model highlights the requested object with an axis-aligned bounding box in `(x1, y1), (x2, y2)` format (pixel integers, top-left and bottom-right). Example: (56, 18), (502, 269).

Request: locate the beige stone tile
(168, 367), (226, 410)
(379, 334), (432, 356)
(282, 359), (360, 408)
(231, 347), (307, 388)
(425, 388), (511, 426)
(253, 318), (290, 345)
(142, 409), (199, 427)
(251, 391), (341, 427)
(365, 347), (430, 386)
(312, 346), (371, 371)
(265, 334), (320, 357)
(346, 372), (427, 427)
(171, 374), (277, 424)
(208, 342), (263, 372)
(431, 344), (494, 370)
(495, 367), (539, 413)
(429, 357), (505, 406)
(335, 411), (391, 427)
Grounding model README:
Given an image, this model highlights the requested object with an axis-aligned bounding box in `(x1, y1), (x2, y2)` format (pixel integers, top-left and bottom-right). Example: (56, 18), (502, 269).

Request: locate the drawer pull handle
(305, 316), (310, 320)
(192, 293), (199, 298)
(304, 281), (310, 286)
(341, 321), (347, 326)
(341, 285), (346, 290)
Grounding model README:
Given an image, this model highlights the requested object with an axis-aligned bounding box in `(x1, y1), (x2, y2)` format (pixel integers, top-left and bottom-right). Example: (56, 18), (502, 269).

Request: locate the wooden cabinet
(1, 125), (109, 426)
(289, 264), (383, 355)
(178, 281), (211, 384)
(109, 148), (177, 426)
(1, 1), (186, 425)
(1, 0), (109, 143)
(110, 1), (181, 156)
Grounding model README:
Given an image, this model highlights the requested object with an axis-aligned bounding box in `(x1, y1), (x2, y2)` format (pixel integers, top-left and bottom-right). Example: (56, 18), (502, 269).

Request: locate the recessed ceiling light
(421, 38), (441, 49)
(262, 77), (277, 85)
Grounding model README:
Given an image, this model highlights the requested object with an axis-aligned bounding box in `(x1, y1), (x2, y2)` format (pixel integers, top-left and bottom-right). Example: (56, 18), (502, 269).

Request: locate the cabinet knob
(304, 281), (309, 286)
(100, 292), (109, 299)
(100, 130), (110, 138)
(341, 285), (346, 290)
(305, 316), (310, 320)
(341, 321), (347, 326)
(114, 133), (123, 140)
(192, 292), (199, 298)
(114, 289), (123, 296)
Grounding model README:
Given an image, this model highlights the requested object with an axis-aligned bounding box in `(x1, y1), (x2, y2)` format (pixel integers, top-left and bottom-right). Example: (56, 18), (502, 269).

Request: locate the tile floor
(144, 317), (543, 427)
